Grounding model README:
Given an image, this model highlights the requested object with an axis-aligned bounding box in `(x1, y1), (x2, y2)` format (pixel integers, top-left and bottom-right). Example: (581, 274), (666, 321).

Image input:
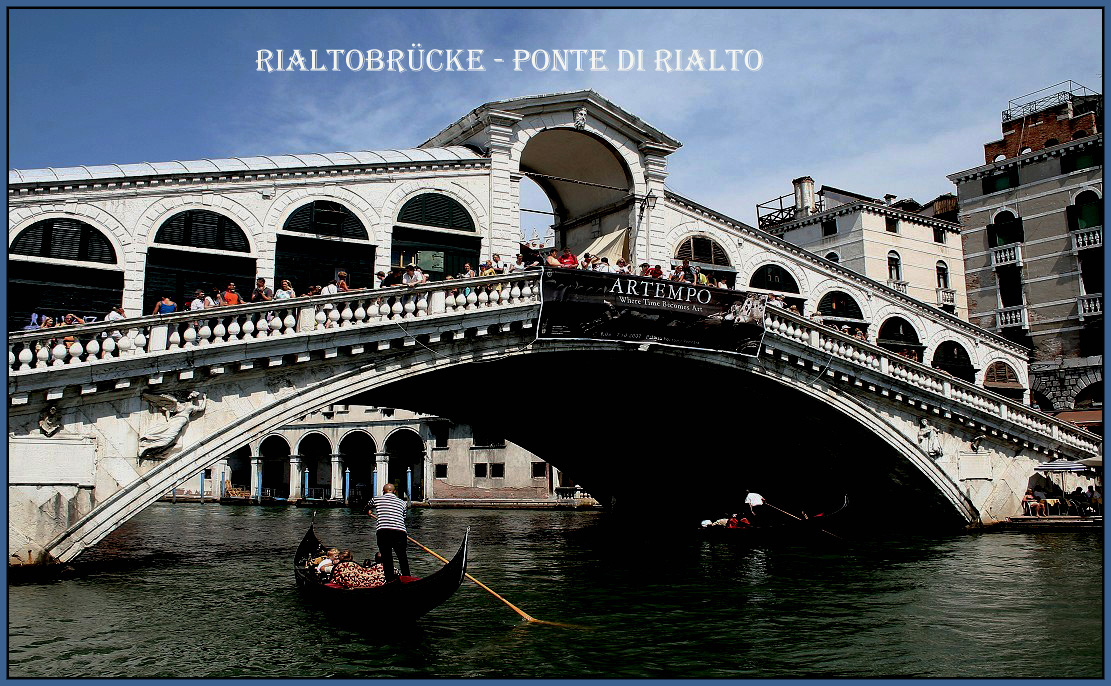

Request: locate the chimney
(792, 176), (816, 217)
(884, 193), (897, 205)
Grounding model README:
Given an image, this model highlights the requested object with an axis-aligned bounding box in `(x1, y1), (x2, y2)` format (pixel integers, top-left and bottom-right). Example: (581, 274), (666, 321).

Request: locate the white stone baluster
(415, 293), (428, 317)
(340, 301), (354, 327)
(85, 337), (100, 361)
(353, 300), (367, 324)
(168, 327), (182, 349)
(182, 323), (198, 348)
(242, 315), (256, 339)
(133, 329), (148, 353)
(390, 298), (404, 319)
(51, 342), (68, 366)
(17, 346), (33, 370)
(101, 337), (117, 360)
(283, 312), (297, 335)
(197, 320), (213, 346)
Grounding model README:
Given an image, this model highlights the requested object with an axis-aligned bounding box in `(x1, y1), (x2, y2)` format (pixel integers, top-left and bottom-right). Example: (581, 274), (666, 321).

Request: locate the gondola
(294, 524), (469, 620)
(698, 496), (849, 543)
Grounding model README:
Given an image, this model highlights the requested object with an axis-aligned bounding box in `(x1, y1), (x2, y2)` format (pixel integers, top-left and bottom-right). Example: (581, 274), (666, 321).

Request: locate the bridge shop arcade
(9, 90), (1098, 566)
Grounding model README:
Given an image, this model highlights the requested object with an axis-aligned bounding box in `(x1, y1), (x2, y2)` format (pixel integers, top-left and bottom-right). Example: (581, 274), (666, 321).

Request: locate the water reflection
(7, 504), (1103, 678)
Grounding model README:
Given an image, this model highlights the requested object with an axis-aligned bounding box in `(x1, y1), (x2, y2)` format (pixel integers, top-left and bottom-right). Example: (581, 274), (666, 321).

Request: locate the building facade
(947, 82), (1102, 420)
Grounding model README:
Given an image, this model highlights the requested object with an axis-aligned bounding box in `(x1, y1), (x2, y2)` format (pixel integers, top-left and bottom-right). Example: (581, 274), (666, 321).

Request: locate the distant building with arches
(165, 405), (564, 505)
(947, 82), (1102, 428)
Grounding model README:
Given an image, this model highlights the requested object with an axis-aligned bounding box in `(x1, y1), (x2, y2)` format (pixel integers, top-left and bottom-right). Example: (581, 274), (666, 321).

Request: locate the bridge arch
(295, 431), (333, 499)
(40, 334), (988, 563)
(509, 114), (647, 198)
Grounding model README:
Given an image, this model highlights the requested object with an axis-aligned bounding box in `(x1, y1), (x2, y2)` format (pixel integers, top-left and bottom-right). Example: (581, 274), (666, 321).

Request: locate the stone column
(288, 456), (302, 499)
(638, 142), (676, 265)
(374, 451), (390, 496)
(250, 456), (262, 500)
(486, 110), (525, 260)
(330, 454), (344, 500)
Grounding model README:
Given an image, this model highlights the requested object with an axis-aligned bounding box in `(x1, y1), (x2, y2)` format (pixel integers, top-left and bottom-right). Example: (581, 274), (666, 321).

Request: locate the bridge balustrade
(761, 308), (1100, 456)
(7, 272), (541, 373)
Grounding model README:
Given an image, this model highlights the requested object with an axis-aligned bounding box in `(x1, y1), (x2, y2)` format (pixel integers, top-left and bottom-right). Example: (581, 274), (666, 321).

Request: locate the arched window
(10, 218), (123, 331)
(674, 236), (731, 266)
(155, 210), (249, 252)
(936, 261), (949, 289)
(1071, 190), (1103, 231)
(397, 193), (475, 232)
(825, 252), (839, 263)
(983, 361), (1024, 400)
(1044, 138), (1060, 148)
(748, 264), (799, 293)
(284, 200), (369, 239)
(817, 291), (863, 320)
(11, 218), (116, 264)
(931, 341), (975, 382)
(1072, 130), (1088, 140)
(887, 251), (902, 282)
(877, 316), (922, 361)
(988, 210), (1025, 246)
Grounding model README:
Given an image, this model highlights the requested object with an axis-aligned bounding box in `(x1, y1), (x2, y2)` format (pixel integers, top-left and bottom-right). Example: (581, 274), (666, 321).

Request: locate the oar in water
(405, 534), (585, 629)
(367, 511), (583, 628)
(763, 501), (843, 540)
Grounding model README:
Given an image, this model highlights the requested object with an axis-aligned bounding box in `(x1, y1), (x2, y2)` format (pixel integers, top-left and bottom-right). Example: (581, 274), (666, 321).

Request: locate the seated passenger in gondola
(331, 550), (388, 589)
(315, 548), (339, 576)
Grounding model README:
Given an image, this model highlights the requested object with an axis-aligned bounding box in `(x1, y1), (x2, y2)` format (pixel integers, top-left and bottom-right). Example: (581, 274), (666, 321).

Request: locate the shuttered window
(11, 218), (117, 264)
(155, 210), (250, 252)
(817, 291), (864, 319)
(283, 201), (368, 240)
(398, 193), (475, 231)
(674, 236), (730, 266)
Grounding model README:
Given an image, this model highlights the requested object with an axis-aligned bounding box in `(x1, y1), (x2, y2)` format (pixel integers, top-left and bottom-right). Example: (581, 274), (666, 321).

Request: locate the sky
(7, 8), (1103, 235)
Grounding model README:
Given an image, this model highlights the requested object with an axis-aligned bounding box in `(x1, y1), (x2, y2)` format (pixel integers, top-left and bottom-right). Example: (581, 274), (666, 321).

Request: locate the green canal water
(7, 504), (1103, 678)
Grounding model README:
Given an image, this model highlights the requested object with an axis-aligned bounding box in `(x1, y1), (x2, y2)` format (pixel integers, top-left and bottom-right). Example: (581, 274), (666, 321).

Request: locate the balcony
(887, 279), (908, 294)
(990, 244), (1024, 268)
(1071, 226), (1103, 252)
(936, 288), (956, 307)
(996, 305), (1029, 330)
(1077, 294), (1103, 321)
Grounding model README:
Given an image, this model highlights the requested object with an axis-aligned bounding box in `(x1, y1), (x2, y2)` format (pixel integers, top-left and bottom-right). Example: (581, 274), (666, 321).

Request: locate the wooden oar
(763, 501), (843, 540)
(367, 510), (583, 628)
(405, 534), (585, 629)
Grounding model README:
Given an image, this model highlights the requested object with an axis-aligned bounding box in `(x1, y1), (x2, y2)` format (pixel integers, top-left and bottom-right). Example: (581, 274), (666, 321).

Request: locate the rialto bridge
(7, 90), (1101, 564)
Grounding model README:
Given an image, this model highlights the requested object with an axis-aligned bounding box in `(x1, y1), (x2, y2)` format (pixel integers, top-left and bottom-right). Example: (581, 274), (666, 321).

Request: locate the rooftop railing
(1002, 81), (1100, 122)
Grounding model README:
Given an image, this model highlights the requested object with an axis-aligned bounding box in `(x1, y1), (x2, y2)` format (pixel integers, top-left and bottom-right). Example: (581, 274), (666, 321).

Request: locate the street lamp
(643, 190), (658, 212)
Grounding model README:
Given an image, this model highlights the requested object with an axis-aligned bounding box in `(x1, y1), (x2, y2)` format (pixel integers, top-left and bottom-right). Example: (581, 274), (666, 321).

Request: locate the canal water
(7, 504), (1103, 678)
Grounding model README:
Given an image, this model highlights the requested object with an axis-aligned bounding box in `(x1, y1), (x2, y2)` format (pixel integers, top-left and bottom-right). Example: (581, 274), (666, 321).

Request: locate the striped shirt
(371, 493), (407, 532)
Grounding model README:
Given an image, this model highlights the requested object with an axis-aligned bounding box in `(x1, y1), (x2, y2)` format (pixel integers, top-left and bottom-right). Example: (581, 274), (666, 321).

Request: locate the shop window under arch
(11, 217), (116, 264)
(284, 200), (369, 240)
(398, 193), (475, 232)
(155, 210), (250, 252)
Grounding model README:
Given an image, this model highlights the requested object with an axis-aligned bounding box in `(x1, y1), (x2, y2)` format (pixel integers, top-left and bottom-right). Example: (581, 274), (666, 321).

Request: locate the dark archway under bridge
(347, 350), (968, 532)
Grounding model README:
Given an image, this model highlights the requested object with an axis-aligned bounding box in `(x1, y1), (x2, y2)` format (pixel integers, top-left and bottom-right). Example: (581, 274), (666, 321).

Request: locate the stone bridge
(7, 270), (1102, 564)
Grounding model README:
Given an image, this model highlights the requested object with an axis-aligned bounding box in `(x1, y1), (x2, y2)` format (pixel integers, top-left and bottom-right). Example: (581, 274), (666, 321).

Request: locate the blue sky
(8, 8), (1103, 232)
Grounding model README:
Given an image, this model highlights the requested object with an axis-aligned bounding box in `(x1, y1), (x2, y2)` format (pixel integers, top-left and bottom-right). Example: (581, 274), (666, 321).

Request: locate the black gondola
(294, 524), (469, 620)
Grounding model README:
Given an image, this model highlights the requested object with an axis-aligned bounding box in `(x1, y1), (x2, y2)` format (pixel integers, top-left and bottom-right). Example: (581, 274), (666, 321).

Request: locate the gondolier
(369, 483), (411, 583)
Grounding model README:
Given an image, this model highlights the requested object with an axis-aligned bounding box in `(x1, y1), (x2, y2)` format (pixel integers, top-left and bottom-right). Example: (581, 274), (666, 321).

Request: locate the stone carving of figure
(39, 405), (62, 437)
(574, 107), (587, 130)
(139, 391), (206, 459)
(918, 418), (943, 458)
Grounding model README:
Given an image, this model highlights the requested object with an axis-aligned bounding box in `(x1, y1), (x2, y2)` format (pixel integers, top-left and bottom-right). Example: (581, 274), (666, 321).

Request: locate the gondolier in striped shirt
(369, 483), (410, 583)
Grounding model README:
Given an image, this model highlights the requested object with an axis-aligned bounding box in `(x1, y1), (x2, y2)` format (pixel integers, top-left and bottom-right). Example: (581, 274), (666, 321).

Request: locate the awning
(1078, 456), (1103, 468)
(1034, 460), (1088, 472)
(984, 380), (1026, 391)
(1053, 409), (1103, 427)
(573, 228), (629, 264)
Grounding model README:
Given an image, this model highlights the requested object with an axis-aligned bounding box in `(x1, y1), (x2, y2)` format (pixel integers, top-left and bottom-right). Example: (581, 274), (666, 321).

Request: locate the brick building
(947, 82), (1102, 431)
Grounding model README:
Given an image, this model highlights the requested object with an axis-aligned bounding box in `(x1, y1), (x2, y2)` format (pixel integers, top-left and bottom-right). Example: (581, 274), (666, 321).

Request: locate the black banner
(538, 268), (767, 356)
